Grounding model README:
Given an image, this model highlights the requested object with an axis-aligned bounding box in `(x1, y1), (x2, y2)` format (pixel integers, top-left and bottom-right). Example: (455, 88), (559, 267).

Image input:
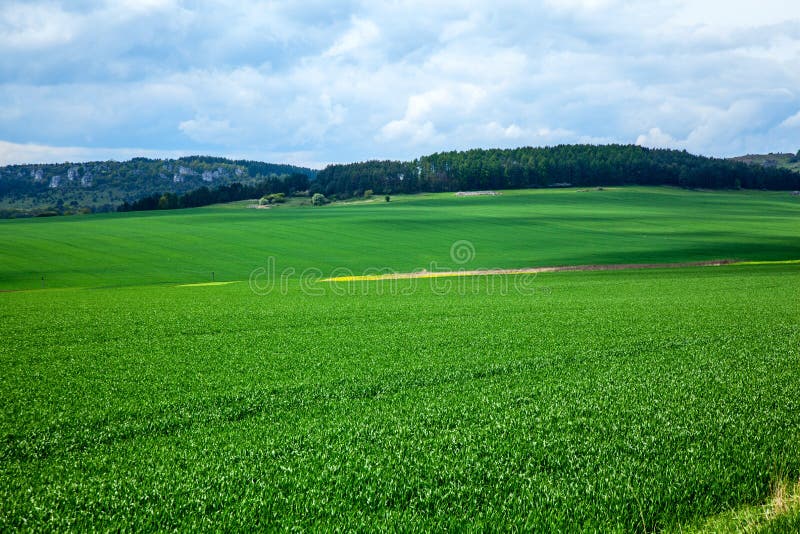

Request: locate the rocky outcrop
(0, 156), (316, 216)
(201, 168), (226, 182)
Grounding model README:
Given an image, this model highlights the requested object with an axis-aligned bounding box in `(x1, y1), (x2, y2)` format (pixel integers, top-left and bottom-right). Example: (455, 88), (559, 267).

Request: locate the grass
(0, 187), (798, 290)
(680, 477), (800, 533)
(176, 281), (242, 287)
(1, 187), (799, 530)
(1, 265), (799, 530)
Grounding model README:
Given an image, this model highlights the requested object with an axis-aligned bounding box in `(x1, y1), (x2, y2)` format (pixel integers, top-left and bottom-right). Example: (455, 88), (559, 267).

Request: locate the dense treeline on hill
(118, 174), (310, 212)
(0, 156), (316, 218)
(314, 145), (800, 197)
(3, 145), (799, 217)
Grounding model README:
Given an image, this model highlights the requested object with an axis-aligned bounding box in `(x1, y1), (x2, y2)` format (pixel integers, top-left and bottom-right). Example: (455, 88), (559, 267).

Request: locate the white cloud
(636, 128), (679, 149)
(440, 13), (482, 42)
(178, 117), (236, 145)
(0, 139), (327, 168)
(324, 17), (380, 58)
(0, 140), (193, 165)
(378, 85), (487, 146)
(486, 122), (526, 139)
(380, 120), (439, 145)
(116, 0), (177, 15)
(780, 110), (800, 129)
(543, 0), (619, 12)
(1, 0), (799, 166)
(0, 3), (79, 49)
(669, 0), (800, 29)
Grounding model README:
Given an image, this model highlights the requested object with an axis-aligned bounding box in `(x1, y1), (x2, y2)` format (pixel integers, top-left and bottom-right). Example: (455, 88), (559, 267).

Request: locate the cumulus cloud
(380, 85), (487, 144)
(178, 117), (237, 145)
(1, 0), (799, 166)
(636, 128), (679, 149)
(0, 139), (327, 168)
(780, 111), (800, 129)
(0, 140), (194, 165)
(324, 17), (380, 58)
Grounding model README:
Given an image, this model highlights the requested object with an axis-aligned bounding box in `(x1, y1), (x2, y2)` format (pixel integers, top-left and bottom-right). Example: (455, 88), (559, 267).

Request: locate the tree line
(313, 145), (800, 198)
(118, 174), (310, 212)
(117, 145), (800, 213)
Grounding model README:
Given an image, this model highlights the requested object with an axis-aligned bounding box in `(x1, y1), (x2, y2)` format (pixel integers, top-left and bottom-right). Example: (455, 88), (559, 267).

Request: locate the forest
(117, 174), (310, 212)
(313, 145), (800, 197)
(4, 145), (799, 216)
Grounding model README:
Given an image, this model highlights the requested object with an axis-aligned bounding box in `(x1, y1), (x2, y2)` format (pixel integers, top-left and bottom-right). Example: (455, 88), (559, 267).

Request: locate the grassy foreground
(1, 264), (799, 530)
(1, 187), (799, 530)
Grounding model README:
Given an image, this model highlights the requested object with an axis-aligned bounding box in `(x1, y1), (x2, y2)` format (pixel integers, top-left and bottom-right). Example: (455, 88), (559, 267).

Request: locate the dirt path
(321, 259), (740, 282)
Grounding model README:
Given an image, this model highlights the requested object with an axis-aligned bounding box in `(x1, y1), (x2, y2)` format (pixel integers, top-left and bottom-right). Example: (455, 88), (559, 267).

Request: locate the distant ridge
(0, 156), (316, 217)
(2, 145), (799, 218)
(728, 152), (800, 174)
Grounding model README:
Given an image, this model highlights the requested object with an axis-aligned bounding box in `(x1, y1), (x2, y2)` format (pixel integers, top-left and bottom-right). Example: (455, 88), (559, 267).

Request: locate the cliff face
(0, 156), (316, 216)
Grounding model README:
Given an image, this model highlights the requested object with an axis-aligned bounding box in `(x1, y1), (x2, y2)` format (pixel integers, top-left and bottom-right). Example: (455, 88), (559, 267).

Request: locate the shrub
(259, 193), (286, 205)
(364, 189), (373, 199)
(311, 193), (328, 206)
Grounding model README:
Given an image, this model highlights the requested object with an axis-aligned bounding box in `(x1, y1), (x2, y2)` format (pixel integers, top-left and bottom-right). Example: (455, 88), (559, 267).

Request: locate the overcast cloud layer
(1, 0), (799, 167)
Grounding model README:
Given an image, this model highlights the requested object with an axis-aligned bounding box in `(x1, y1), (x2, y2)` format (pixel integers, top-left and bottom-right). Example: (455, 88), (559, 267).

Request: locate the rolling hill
(0, 156), (316, 217)
(1, 186), (798, 290)
(729, 152), (800, 174)
(3, 145), (800, 219)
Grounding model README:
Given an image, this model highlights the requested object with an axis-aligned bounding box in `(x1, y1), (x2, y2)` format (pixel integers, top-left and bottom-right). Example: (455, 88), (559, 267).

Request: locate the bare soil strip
(321, 259), (740, 282)
(176, 281), (242, 288)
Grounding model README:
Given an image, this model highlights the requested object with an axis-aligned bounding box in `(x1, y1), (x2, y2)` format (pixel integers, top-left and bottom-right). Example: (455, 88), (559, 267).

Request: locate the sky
(1, 0), (799, 168)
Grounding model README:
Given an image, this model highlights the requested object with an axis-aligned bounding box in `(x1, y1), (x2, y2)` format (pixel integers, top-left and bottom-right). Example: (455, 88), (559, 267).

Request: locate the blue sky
(1, 0), (799, 168)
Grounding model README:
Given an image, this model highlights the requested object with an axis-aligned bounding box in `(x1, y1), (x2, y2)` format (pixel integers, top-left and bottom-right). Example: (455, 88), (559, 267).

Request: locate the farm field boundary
(320, 258), (800, 283)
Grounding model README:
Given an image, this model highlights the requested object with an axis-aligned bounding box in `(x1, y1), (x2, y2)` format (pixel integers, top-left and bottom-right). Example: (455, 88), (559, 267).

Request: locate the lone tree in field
(311, 193), (328, 206)
(385, 195), (390, 202)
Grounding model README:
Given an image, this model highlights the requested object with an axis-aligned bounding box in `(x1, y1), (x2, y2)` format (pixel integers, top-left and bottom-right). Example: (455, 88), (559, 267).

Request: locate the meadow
(1, 187), (799, 531)
(1, 186), (799, 290)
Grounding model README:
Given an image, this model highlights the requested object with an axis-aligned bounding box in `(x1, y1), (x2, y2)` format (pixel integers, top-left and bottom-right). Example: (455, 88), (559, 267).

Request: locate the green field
(1, 187), (799, 530)
(1, 187), (799, 290)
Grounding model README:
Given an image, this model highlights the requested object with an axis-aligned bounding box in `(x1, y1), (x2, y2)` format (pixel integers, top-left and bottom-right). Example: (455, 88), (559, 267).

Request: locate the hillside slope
(0, 156), (315, 217)
(729, 152), (800, 174)
(1, 187), (798, 290)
